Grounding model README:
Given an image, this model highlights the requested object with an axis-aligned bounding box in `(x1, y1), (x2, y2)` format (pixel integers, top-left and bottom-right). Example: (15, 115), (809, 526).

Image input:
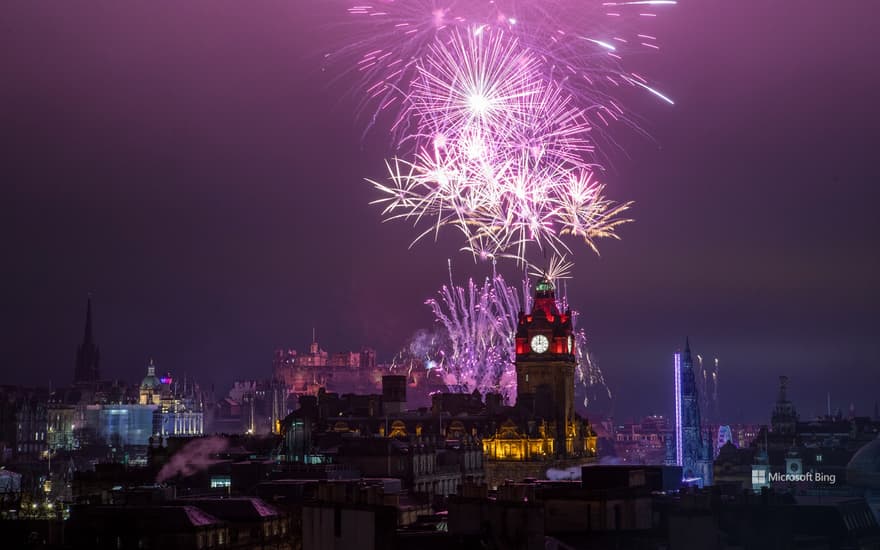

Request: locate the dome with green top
(140, 360), (162, 391)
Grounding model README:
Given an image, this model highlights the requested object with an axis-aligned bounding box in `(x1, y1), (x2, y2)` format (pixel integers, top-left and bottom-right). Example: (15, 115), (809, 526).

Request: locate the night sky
(2, 1), (878, 422)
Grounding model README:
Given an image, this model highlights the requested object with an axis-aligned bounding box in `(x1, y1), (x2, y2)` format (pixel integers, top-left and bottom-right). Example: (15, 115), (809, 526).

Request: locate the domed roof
(846, 435), (880, 489)
(140, 361), (162, 391)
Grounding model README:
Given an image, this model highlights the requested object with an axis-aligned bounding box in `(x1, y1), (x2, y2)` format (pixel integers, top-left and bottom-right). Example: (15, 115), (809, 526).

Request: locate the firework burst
(334, 1), (675, 264)
(369, 144), (633, 261)
(339, 0), (676, 129)
(423, 263), (612, 408)
(425, 271), (521, 401)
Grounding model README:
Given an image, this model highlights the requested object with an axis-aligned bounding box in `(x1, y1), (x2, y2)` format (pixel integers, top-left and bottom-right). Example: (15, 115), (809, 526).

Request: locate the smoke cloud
(545, 466), (583, 481)
(155, 436), (229, 484)
(545, 455), (627, 480)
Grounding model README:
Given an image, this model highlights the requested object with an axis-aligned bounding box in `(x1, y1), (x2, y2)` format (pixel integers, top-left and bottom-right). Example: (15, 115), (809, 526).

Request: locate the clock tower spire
(514, 277), (576, 456)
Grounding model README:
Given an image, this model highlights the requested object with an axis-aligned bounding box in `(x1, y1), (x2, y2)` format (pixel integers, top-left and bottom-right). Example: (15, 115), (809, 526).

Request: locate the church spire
(74, 296), (100, 384)
(683, 336), (693, 367)
(83, 296), (94, 345)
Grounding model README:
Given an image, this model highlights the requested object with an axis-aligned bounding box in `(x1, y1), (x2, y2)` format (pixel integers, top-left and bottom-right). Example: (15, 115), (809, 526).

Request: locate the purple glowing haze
(336, 1), (676, 264)
(4, 0), (879, 420)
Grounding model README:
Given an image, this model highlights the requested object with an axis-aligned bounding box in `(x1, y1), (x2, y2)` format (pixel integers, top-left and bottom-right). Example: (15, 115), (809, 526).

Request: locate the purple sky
(2, 1), (879, 421)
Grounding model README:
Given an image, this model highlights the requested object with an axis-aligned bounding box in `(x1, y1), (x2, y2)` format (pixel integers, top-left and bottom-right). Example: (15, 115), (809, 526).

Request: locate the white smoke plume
(545, 466), (583, 481)
(156, 436), (229, 484)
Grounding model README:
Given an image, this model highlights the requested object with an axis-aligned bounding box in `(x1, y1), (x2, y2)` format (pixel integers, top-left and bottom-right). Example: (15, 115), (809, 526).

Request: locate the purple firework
(426, 264), (612, 409)
(333, 1), (675, 263)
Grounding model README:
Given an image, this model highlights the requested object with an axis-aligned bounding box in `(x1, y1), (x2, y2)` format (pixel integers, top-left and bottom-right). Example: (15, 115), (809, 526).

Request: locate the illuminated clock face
(530, 334), (549, 354)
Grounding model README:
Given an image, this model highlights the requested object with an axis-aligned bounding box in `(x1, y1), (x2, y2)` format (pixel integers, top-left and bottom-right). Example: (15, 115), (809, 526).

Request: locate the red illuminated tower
(514, 278), (576, 456)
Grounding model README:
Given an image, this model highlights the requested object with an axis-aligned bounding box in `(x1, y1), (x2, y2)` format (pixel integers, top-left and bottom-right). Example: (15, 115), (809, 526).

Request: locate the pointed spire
(682, 336), (693, 367)
(83, 296), (94, 345)
(75, 295), (100, 383)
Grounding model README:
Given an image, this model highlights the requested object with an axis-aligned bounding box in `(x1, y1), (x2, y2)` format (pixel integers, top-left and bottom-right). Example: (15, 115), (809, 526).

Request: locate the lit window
(210, 476), (231, 488)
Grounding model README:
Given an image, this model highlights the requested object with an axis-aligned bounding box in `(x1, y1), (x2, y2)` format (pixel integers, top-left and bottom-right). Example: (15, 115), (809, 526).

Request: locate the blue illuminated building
(86, 404), (157, 447)
(673, 338), (714, 486)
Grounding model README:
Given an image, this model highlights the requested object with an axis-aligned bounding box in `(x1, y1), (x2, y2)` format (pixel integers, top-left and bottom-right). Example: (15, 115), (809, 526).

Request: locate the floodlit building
(86, 403), (156, 448)
(480, 278), (598, 486)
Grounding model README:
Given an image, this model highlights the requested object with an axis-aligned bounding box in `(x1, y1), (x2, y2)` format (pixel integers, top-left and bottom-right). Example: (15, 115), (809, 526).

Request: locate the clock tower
(514, 278), (576, 456)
